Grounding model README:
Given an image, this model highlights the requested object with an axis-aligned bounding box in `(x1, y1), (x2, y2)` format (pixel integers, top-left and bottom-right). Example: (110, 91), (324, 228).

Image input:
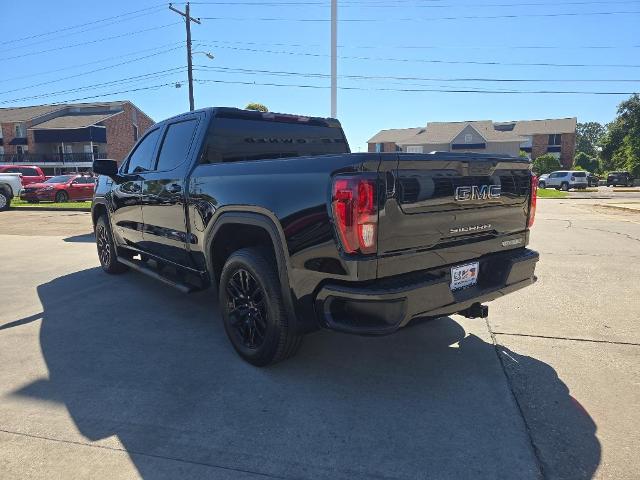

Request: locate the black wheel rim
(96, 224), (111, 267)
(225, 268), (267, 349)
(56, 192), (67, 202)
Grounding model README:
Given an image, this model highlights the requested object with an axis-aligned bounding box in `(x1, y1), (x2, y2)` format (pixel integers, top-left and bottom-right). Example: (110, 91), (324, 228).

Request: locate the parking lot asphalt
(0, 200), (638, 479)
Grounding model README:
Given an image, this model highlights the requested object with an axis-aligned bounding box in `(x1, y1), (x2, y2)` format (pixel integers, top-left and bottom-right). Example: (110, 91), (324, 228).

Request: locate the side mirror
(93, 159), (126, 184)
(93, 159), (118, 177)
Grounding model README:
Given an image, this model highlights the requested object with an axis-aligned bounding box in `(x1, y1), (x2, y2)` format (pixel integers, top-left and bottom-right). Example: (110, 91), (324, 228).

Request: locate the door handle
(166, 184), (182, 193)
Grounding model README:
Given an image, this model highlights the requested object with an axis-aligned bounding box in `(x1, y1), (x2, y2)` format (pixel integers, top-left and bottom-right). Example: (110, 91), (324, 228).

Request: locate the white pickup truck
(0, 173), (22, 211)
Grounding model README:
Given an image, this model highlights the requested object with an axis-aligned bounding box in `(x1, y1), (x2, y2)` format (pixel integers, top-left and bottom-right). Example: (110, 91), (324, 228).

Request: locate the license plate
(450, 262), (479, 290)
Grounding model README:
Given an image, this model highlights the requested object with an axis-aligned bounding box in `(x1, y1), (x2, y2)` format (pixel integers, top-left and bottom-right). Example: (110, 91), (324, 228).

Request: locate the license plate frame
(450, 262), (480, 291)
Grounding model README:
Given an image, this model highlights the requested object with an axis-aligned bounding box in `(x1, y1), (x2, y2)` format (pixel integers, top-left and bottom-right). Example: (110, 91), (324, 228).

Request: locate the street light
(193, 51), (214, 60)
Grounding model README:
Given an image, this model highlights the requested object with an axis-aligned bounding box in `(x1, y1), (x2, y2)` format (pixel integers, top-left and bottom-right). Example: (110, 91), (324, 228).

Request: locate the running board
(117, 256), (195, 294)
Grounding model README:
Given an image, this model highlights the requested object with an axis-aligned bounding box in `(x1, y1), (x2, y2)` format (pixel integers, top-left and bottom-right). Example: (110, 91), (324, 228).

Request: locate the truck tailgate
(376, 153), (533, 277)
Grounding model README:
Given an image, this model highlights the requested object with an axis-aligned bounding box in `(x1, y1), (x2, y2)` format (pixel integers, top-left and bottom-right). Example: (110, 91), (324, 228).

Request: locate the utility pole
(169, 2), (200, 111)
(331, 0), (337, 118)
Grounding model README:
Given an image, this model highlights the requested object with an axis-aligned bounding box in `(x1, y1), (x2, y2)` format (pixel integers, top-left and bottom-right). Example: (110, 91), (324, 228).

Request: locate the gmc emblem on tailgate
(454, 185), (501, 201)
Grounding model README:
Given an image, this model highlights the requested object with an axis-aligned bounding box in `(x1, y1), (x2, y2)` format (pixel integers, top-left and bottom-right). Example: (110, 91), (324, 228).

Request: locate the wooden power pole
(169, 2), (200, 111)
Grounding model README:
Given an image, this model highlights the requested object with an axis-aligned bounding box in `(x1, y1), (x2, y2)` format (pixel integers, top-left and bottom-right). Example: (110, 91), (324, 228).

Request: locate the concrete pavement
(0, 201), (638, 479)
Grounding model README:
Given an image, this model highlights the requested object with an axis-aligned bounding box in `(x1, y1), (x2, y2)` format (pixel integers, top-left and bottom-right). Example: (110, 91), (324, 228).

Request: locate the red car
(20, 174), (96, 203)
(0, 165), (46, 186)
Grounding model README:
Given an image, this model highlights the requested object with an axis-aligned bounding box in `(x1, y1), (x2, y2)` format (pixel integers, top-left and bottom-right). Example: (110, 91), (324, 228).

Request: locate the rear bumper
(315, 248), (539, 335)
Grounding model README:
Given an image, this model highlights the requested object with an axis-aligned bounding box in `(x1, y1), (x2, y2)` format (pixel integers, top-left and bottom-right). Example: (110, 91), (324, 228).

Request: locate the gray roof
(509, 117), (577, 135)
(367, 127), (425, 144)
(368, 117), (577, 146)
(29, 112), (121, 130)
(412, 121), (524, 144)
(0, 105), (66, 123)
(0, 101), (129, 123)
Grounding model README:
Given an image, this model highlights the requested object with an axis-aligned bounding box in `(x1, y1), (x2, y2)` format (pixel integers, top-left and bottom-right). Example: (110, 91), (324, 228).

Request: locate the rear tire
(55, 190), (69, 203)
(560, 182), (569, 191)
(95, 215), (129, 274)
(219, 247), (302, 366)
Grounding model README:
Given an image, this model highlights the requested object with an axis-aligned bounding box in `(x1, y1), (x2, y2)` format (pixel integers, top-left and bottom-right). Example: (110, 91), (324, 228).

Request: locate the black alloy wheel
(95, 215), (128, 274)
(225, 268), (268, 350)
(219, 248), (302, 366)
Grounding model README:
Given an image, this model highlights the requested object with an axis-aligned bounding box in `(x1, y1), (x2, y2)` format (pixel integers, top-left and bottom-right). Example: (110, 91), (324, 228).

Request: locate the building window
(464, 133), (473, 144)
(375, 142), (384, 153)
(14, 123), (26, 138)
(133, 124), (139, 141)
(406, 146), (424, 154)
(548, 134), (562, 146)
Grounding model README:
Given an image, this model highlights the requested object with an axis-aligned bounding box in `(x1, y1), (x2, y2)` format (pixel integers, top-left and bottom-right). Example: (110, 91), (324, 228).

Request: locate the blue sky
(2, 0), (639, 150)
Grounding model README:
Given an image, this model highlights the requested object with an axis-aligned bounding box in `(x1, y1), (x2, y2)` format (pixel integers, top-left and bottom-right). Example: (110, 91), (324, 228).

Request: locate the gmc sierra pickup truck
(92, 107), (539, 366)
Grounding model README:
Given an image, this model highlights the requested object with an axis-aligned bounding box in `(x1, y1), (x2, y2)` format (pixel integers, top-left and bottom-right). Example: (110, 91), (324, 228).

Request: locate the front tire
(0, 191), (10, 211)
(219, 248), (302, 366)
(95, 215), (129, 274)
(538, 181), (546, 189)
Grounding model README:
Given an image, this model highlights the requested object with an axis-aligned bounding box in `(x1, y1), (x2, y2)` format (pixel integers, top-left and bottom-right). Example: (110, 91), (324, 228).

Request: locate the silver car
(538, 171), (588, 191)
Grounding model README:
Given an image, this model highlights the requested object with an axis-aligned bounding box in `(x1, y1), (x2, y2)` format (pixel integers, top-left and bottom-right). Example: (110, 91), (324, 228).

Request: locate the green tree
(532, 153), (562, 175)
(573, 151), (599, 173)
(576, 121), (605, 157)
(245, 102), (268, 112)
(600, 94), (640, 176)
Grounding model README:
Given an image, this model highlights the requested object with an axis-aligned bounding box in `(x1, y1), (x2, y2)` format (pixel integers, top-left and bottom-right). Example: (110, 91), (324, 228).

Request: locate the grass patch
(537, 188), (568, 199)
(12, 199), (91, 209)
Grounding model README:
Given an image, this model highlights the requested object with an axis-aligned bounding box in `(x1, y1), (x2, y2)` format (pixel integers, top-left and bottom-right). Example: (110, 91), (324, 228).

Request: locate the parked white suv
(0, 172), (22, 211)
(538, 171), (588, 191)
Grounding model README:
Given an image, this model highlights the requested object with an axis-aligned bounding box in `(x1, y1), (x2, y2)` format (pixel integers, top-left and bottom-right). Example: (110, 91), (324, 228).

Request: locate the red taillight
(528, 175), (538, 228)
(331, 175), (378, 254)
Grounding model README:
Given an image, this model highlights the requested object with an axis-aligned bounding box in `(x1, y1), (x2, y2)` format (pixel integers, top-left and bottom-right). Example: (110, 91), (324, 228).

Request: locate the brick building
(0, 101), (154, 174)
(368, 117), (577, 168)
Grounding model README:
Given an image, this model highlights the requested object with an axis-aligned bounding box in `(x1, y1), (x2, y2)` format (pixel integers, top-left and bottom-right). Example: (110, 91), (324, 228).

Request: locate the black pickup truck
(92, 107), (539, 366)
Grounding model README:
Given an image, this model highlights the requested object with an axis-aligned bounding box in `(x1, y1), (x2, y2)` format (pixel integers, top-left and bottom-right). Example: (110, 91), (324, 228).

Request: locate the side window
(155, 119), (198, 171)
(125, 128), (161, 174)
(21, 168), (39, 176)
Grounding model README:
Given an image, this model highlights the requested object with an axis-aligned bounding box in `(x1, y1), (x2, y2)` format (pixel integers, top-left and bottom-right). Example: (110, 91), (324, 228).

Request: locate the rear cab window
(202, 112), (349, 164)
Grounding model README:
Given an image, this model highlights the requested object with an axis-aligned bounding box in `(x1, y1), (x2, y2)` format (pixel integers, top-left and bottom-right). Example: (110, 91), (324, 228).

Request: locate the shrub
(532, 154), (562, 175)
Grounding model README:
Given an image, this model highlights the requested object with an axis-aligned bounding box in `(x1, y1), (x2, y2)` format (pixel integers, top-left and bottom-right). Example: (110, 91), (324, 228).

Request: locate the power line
(12, 83), (181, 105)
(12, 8), (167, 52)
(195, 42), (640, 68)
(196, 38), (640, 51)
(0, 4), (165, 46)
(0, 22), (182, 62)
(0, 42), (184, 85)
(199, 10), (640, 21)
(193, 64), (640, 83)
(0, 46), (184, 96)
(190, 0), (640, 6)
(194, 78), (638, 95)
(0, 68), (187, 105)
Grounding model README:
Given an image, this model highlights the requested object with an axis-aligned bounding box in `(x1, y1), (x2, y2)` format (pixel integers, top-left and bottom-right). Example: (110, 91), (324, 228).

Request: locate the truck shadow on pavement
(14, 267), (601, 480)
